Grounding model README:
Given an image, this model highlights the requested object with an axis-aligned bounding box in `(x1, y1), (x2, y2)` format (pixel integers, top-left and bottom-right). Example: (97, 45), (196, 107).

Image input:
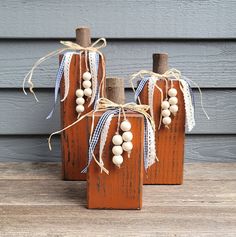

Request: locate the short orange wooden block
(140, 80), (185, 184)
(87, 112), (144, 209)
(60, 54), (105, 181)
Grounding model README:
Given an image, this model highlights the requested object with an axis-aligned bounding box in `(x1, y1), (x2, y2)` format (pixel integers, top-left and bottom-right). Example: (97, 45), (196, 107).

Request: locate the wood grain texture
(0, 205), (235, 236)
(1, 89), (235, 135)
(1, 40), (236, 88)
(60, 53), (105, 181)
(140, 80), (185, 184)
(0, 1), (235, 38)
(0, 163), (235, 236)
(106, 77), (125, 104)
(60, 54), (86, 181)
(1, 162), (236, 181)
(0, 162), (61, 180)
(1, 135), (236, 163)
(0, 179), (235, 207)
(87, 113), (144, 209)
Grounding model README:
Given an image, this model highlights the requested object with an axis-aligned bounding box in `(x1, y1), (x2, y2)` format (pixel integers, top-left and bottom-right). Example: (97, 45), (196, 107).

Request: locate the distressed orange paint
(87, 112), (144, 209)
(60, 54), (105, 180)
(140, 80), (185, 184)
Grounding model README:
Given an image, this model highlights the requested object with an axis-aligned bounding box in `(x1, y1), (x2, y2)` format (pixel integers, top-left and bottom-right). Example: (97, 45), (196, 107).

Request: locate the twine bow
(130, 68), (181, 96)
(22, 38), (107, 102)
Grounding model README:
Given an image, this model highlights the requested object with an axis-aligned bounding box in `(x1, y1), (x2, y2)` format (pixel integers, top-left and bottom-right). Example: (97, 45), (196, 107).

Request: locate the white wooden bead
(84, 88), (92, 97)
(169, 96), (178, 105)
(112, 146), (123, 155)
(161, 109), (171, 117)
(122, 141), (133, 152)
(82, 80), (92, 89)
(76, 97), (85, 105)
(168, 88), (177, 97)
(122, 131), (133, 142)
(162, 116), (171, 125)
(120, 120), (131, 132)
(170, 104), (179, 114)
(76, 105), (84, 113)
(112, 155), (123, 166)
(112, 134), (123, 145)
(82, 71), (92, 81)
(75, 89), (84, 98)
(161, 100), (170, 109)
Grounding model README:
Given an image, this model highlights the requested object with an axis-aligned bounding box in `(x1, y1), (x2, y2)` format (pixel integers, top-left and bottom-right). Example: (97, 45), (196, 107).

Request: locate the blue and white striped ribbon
(81, 108), (153, 173)
(93, 89), (100, 110)
(46, 54), (66, 119)
(46, 51), (100, 119)
(81, 109), (119, 173)
(134, 76), (150, 101)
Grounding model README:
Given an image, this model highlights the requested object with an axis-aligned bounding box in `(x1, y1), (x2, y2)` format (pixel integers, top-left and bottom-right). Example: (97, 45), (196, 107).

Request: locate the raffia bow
(22, 38), (107, 102)
(47, 97), (156, 174)
(130, 68), (210, 121)
(95, 98), (155, 129)
(48, 97), (155, 149)
(60, 38), (106, 52)
(95, 98), (155, 131)
(131, 68), (181, 80)
(130, 68), (181, 94)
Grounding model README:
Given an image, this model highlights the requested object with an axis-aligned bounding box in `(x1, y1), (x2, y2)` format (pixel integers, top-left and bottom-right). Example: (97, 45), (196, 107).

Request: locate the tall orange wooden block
(60, 28), (106, 181)
(86, 113), (144, 209)
(139, 54), (185, 184)
(140, 80), (185, 184)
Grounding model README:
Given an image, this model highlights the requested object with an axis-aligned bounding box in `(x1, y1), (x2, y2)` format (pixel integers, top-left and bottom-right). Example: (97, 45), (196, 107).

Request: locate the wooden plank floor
(0, 163), (235, 236)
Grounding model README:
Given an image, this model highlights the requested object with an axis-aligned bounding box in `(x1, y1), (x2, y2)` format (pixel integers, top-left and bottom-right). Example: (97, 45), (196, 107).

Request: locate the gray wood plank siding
(1, 40), (236, 88)
(0, 0), (235, 38)
(0, 89), (235, 135)
(1, 135), (235, 163)
(0, 1), (235, 162)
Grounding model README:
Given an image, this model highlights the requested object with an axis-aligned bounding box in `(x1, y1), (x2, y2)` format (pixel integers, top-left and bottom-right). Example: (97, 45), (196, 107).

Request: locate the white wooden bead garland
(168, 88), (178, 116)
(131, 69), (210, 134)
(112, 145), (123, 155)
(111, 119), (133, 167)
(112, 155), (123, 166)
(75, 71), (93, 116)
(22, 38), (107, 122)
(161, 87), (178, 128)
(65, 98), (159, 175)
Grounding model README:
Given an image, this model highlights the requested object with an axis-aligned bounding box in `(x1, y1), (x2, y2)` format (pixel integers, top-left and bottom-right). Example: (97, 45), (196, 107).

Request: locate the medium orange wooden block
(87, 112), (144, 209)
(140, 80), (185, 184)
(60, 54), (105, 181)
